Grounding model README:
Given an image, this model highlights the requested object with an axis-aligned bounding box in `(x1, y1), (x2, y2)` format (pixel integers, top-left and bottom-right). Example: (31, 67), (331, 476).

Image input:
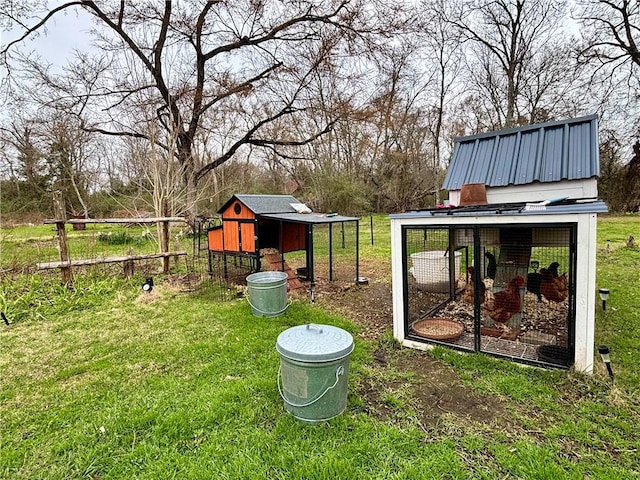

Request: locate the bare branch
(202, 2), (351, 61)
(82, 125), (167, 151)
(1, 2), (84, 56)
(197, 63), (283, 117)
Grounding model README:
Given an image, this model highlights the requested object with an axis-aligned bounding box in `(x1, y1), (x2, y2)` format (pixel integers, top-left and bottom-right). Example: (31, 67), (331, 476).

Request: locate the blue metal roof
(442, 115), (600, 190)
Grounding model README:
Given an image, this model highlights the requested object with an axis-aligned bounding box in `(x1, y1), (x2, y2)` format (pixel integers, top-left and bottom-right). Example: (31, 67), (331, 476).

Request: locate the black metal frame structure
(258, 214), (360, 287)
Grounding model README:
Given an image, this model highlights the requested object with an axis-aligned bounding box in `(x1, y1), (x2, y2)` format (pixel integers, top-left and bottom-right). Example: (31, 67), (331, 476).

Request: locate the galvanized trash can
(246, 271), (289, 317)
(276, 324), (354, 423)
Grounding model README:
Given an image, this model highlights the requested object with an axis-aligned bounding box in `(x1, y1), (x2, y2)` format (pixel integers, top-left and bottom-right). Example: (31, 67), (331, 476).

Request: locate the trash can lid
(276, 324), (354, 362)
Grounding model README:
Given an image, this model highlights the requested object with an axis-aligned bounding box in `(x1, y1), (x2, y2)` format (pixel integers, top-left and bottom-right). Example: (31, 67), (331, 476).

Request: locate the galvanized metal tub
(276, 324), (354, 423)
(246, 271), (289, 317)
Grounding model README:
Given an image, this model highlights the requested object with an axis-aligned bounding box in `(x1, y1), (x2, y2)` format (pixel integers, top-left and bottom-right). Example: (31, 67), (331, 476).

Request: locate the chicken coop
(207, 194), (360, 288)
(391, 115), (607, 372)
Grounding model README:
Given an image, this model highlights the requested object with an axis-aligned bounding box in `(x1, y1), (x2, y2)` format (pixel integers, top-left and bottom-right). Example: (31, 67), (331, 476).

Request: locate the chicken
(526, 272), (543, 301)
(462, 266), (486, 305)
(527, 262), (560, 302)
(484, 252), (497, 279)
(539, 270), (568, 303)
(483, 275), (525, 323)
(547, 262), (560, 277)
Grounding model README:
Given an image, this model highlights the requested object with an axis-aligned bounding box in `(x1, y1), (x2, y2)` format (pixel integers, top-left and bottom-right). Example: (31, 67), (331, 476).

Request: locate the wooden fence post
(160, 201), (170, 274)
(123, 247), (134, 278)
(53, 191), (73, 286)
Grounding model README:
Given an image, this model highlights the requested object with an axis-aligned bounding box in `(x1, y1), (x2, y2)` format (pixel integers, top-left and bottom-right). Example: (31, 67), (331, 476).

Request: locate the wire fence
(1, 215), (373, 303)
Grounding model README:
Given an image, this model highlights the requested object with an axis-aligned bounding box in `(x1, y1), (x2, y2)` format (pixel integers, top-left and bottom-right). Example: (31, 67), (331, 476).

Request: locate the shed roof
(261, 213), (359, 224)
(218, 194), (302, 215)
(442, 115), (600, 191)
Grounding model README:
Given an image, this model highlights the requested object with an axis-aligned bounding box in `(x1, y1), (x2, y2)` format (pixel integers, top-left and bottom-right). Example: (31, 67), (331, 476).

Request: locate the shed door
(223, 220), (255, 253)
(223, 220), (240, 252)
(240, 222), (255, 252)
(207, 227), (224, 251)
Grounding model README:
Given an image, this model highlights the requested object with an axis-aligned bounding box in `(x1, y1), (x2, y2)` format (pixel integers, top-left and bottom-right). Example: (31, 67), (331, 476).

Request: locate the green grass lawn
(593, 216), (640, 391)
(1, 214), (639, 479)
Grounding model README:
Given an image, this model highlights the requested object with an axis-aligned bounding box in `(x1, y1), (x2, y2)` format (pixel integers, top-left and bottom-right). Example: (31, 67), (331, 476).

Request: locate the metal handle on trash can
(278, 365), (344, 408)
(306, 324), (323, 334)
(246, 296), (291, 316)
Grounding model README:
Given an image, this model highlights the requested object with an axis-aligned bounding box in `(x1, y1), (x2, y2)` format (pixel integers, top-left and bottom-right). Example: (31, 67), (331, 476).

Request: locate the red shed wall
(222, 200), (255, 220)
(282, 223), (306, 252)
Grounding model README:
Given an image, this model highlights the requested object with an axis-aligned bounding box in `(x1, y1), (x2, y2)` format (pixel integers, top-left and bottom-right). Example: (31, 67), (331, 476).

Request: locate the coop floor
(436, 331), (544, 362)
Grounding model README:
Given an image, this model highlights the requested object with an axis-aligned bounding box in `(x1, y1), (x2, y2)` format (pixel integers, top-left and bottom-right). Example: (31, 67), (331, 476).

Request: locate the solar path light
(142, 277), (154, 292)
(597, 345), (614, 381)
(598, 288), (610, 311)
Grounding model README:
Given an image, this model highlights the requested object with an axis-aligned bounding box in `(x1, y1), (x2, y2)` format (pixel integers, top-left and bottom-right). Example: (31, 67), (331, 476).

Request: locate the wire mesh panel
(327, 221), (359, 282)
(403, 227), (473, 350)
(402, 223), (575, 368)
(472, 225), (573, 367)
(187, 217), (255, 302)
(309, 222), (359, 283)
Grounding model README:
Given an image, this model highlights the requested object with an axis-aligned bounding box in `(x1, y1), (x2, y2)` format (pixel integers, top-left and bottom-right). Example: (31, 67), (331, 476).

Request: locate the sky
(1, 1), (636, 150)
(2, 3), (94, 72)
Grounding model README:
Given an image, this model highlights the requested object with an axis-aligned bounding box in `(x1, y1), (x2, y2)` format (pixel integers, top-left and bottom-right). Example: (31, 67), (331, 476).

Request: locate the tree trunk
(177, 136), (197, 231)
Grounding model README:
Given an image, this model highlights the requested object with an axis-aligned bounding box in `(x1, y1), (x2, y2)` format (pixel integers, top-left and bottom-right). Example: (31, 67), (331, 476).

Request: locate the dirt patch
(360, 347), (502, 427)
(306, 274), (507, 428)
(312, 279), (393, 341)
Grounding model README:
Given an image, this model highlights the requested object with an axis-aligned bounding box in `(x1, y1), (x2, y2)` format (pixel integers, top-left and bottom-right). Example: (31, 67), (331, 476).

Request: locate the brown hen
(483, 275), (525, 323)
(539, 269), (568, 302)
(462, 266), (486, 305)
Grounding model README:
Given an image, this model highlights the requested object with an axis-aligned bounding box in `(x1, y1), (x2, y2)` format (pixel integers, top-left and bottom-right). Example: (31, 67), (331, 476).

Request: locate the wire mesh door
(403, 226), (473, 351)
(403, 224), (576, 368)
(474, 225), (574, 367)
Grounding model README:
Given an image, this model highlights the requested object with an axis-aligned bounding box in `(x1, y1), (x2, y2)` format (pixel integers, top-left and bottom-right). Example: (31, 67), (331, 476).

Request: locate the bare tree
(598, 129), (632, 211)
(362, 42), (440, 212)
(45, 114), (101, 217)
(625, 141), (640, 210)
(519, 41), (586, 123)
(420, 0), (464, 203)
(575, 0), (640, 136)
(0, 121), (47, 193)
(451, 0), (569, 128)
(2, 1), (408, 222)
(0, 110), (101, 216)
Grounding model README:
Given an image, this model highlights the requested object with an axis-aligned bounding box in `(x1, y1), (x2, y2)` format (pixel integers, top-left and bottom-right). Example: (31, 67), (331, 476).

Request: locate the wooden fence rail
(41, 192), (188, 285)
(37, 252), (188, 270)
(43, 217), (186, 225)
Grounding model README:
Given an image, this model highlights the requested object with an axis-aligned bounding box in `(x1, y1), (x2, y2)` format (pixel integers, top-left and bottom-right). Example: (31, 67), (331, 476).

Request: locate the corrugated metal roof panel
(217, 194), (302, 214)
(443, 115), (599, 190)
(540, 126), (562, 182)
(468, 138), (492, 183)
(492, 133), (516, 185)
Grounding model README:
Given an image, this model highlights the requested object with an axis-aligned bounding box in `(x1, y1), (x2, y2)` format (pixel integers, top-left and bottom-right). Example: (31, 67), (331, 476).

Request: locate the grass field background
(1, 214), (638, 479)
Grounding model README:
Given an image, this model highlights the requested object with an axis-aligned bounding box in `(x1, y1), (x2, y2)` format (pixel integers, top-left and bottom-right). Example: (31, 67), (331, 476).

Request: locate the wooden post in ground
(53, 191), (73, 286)
(123, 247), (134, 278)
(160, 201), (170, 274)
